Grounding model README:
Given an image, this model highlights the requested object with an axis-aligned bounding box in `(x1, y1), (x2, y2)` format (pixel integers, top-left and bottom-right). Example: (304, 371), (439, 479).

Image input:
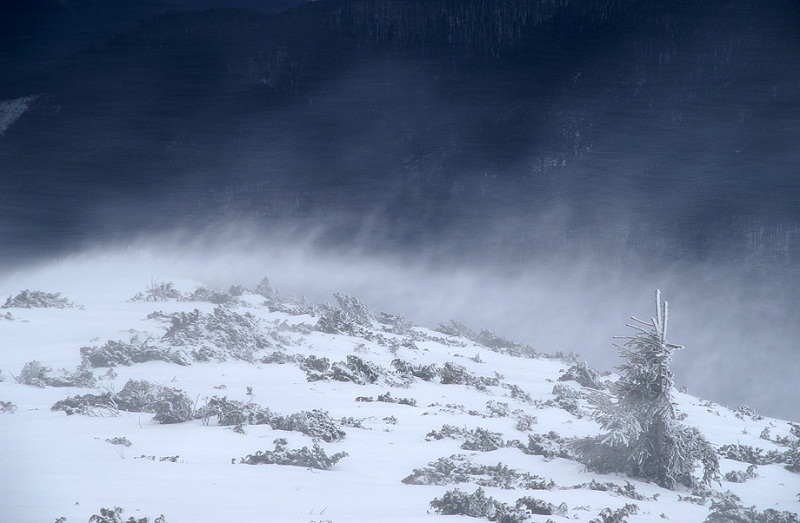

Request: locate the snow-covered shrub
(426, 425), (505, 452)
(439, 362), (499, 390)
(785, 444), (800, 474)
(718, 444), (783, 465)
(733, 404), (763, 421)
(2, 290), (74, 309)
(86, 506), (167, 523)
(0, 400), (16, 413)
(515, 432), (571, 460)
(403, 454), (552, 490)
(435, 320), (477, 339)
(426, 424), (466, 441)
(571, 480), (645, 501)
(259, 351), (297, 365)
(333, 293), (374, 326)
(149, 388), (195, 424)
(486, 400), (510, 418)
(18, 360), (53, 388)
(475, 329), (536, 358)
(557, 362), (604, 390)
(298, 354), (330, 381)
(185, 285), (245, 305)
(330, 355), (385, 384)
(269, 409), (347, 442)
(17, 360), (96, 388)
(199, 396), (270, 426)
(129, 282), (184, 302)
(377, 311), (412, 334)
(107, 380), (194, 423)
(704, 495), (800, 523)
(549, 383), (586, 417)
(429, 487), (529, 522)
(313, 292), (376, 335)
(374, 392), (417, 406)
(781, 423), (800, 473)
(461, 427), (504, 452)
(723, 464), (759, 483)
(515, 497), (561, 516)
(80, 339), (188, 368)
(502, 383), (532, 404)
(589, 504), (639, 523)
(161, 307), (271, 362)
(513, 411), (538, 431)
(198, 397), (345, 441)
(391, 359), (438, 381)
(239, 439), (347, 470)
(134, 455), (179, 462)
(106, 437), (132, 447)
(435, 321), (537, 359)
(52, 379), (193, 423)
(52, 391), (116, 416)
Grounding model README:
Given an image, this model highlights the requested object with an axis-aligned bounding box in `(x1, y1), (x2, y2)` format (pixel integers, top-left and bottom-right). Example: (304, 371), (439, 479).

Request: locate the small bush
(440, 362), (499, 390)
(81, 339), (188, 368)
(240, 439), (348, 470)
(486, 400), (510, 418)
(130, 282), (184, 302)
(2, 290), (73, 309)
(333, 293), (374, 326)
(161, 307), (271, 362)
(0, 400), (17, 413)
(589, 504), (639, 523)
(105, 437), (132, 447)
(300, 355), (331, 381)
(150, 388), (194, 424)
(403, 454), (552, 490)
(184, 286), (244, 305)
(376, 392), (417, 407)
(86, 506), (167, 523)
(718, 444), (783, 465)
(51, 379), (194, 423)
(330, 355), (384, 384)
(18, 360), (96, 388)
(723, 464), (759, 483)
(17, 360), (51, 388)
(269, 409), (347, 442)
(462, 427), (505, 452)
(571, 480), (644, 501)
(517, 432), (571, 460)
(429, 487), (529, 523)
(502, 383), (533, 404)
(733, 404), (763, 421)
(391, 359), (438, 381)
(515, 497), (561, 516)
(557, 362), (604, 390)
(513, 411), (537, 432)
(704, 495), (800, 523)
(197, 397), (346, 442)
(426, 425), (505, 452)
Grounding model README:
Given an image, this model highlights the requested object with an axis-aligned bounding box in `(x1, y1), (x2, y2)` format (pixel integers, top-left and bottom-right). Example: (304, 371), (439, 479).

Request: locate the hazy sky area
(1, 0), (799, 421)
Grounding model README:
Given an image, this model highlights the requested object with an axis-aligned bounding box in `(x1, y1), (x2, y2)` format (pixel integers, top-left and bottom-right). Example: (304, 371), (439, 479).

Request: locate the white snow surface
(1, 253), (798, 523)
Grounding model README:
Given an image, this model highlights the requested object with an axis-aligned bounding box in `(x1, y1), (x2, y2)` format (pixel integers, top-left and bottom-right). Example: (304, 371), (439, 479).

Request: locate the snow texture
(1, 263), (798, 523)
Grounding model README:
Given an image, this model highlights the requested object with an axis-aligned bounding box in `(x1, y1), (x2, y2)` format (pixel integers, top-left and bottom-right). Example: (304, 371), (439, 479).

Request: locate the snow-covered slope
(1, 255), (798, 523)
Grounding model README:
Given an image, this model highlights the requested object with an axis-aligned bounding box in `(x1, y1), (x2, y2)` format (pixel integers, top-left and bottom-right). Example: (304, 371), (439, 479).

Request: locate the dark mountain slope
(1, 0), (799, 268)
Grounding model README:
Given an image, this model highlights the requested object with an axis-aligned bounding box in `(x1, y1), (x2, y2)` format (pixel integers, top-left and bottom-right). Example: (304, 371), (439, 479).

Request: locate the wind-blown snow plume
(0, 95), (38, 135)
